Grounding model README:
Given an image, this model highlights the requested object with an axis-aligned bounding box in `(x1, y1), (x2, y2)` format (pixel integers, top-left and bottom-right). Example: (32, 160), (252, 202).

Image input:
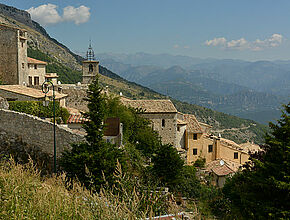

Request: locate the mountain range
(97, 53), (289, 124)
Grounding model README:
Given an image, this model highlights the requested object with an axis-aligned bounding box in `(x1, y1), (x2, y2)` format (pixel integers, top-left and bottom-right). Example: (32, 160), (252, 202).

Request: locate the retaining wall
(0, 109), (85, 157)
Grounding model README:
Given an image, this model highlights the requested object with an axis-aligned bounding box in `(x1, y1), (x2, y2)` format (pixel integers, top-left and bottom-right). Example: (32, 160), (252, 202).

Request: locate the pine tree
(60, 78), (125, 190)
(223, 103), (290, 219)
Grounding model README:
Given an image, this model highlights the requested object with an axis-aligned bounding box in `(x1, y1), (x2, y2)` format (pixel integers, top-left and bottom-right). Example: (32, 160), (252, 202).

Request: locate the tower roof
(86, 40), (95, 61)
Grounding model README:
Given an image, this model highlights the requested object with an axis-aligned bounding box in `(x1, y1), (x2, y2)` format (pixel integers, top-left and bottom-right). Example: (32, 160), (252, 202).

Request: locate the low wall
(0, 109), (85, 157)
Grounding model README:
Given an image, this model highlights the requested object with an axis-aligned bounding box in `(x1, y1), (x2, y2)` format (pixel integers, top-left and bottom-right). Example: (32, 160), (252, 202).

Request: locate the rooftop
(67, 114), (88, 124)
(121, 97), (177, 113)
(183, 114), (203, 133)
(0, 85), (67, 99)
(212, 164), (235, 176)
(27, 57), (47, 65)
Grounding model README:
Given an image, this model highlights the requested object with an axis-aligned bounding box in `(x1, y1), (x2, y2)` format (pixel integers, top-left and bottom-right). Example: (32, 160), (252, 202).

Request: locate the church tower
(82, 42), (99, 84)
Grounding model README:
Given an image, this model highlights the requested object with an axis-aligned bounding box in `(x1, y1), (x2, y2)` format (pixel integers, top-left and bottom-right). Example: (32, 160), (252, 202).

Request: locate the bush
(8, 101), (69, 123)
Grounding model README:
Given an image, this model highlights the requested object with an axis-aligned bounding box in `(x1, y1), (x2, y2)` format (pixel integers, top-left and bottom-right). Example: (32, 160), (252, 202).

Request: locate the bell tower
(82, 41), (99, 84)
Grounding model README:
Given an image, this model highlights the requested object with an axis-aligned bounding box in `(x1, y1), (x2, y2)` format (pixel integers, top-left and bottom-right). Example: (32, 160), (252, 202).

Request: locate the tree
(60, 78), (125, 190)
(152, 144), (184, 187)
(223, 103), (290, 219)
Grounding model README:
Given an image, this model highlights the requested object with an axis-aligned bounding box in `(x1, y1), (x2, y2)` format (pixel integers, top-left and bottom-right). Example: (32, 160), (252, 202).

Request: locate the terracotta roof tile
(120, 97), (177, 113)
(212, 165), (234, 176)
(27, 57), (47, 65)
(183, 114), (203, 133)
(67, 114), (88, 124)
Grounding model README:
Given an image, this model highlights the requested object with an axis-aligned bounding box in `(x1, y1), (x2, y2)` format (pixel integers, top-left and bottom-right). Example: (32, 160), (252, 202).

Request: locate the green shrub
(8, 101), (69, 123)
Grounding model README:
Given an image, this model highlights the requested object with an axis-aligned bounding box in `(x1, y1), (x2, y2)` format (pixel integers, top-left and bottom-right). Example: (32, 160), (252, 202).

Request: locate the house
(205, 159), (236, 187)
(121, 97), (178, 146)
(0, 85), (67, 107)
(27, 57), (47, 86)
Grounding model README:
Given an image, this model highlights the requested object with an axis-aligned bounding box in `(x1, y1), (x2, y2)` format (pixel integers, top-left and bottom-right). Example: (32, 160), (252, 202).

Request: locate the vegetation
(0, 158), (176, 219)
(223, 103), (290, 219)
(8, 101), (70, 123)
(60, 78), (126, 191)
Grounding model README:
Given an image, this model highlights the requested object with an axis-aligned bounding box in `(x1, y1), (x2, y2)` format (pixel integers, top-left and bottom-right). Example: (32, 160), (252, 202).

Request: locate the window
(208, 145), (213, 153)
(89, 64), (93, 72)
(193, 148), (198, 155)
(234, 152), (238, 159)
(177, 126), (180, 132)
(22, 63), (24, 69)
(34, 76), (39, 85)
(28, 76), (32, 86)
(193, 134), (198, 140)
(34, 64), (37, 69)
(21, 42), (24, 47)
(162, 119), (165, 127)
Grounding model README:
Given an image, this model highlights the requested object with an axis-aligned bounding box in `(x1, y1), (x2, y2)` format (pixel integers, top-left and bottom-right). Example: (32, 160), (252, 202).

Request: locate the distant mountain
(98, 54), (289, 124)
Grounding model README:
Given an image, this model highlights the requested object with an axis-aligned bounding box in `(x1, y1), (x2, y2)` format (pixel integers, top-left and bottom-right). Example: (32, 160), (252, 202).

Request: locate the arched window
(89, 64), (93, 72)
(162, 119), (165, 127)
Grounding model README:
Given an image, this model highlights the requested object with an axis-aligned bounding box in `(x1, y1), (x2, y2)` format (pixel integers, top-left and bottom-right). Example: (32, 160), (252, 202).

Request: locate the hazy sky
(2, 0), (290, 61)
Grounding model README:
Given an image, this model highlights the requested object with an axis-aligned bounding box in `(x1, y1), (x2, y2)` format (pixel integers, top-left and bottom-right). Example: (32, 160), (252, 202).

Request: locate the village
(0, 23), (261, 188)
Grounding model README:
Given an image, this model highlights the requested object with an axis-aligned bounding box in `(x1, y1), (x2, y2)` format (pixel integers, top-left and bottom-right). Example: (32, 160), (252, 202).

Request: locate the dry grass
(0, 158), (178, 219)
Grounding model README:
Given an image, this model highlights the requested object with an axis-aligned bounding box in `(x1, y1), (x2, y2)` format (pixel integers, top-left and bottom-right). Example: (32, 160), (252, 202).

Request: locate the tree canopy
(223, 103), (290, 219)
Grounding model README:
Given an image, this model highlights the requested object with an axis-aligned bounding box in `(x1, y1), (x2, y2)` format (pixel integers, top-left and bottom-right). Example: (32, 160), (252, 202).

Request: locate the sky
(2, 0), (290, 61)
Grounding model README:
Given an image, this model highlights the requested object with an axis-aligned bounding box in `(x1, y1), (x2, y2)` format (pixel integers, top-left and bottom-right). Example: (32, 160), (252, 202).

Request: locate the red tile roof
(27, 57), (47, 65)
(67, 114), (88, 124)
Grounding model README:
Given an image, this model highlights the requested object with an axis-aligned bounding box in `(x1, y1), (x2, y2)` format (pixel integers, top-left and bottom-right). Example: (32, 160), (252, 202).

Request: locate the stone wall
(0, 109), (85, 157)
(142, 113), (177, 147)
(0, 24), (18, 84)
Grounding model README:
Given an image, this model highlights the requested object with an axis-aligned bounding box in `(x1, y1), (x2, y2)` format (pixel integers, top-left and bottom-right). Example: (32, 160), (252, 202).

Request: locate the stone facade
(0, 24), (48, 86)
(142, 113), (177, 146)
(0, 109), (84, 157)
(0, 24), (28, 85)
(82, 60), (99, 84)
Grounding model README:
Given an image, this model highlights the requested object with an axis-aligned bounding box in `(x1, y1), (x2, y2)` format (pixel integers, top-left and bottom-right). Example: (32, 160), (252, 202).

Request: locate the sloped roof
(27, 57), (47, 65)
(212, 165), (234, 176)
(206, 159), (241, 173)
(0, 85), (67, 99)
(183, 114), (203, 133)
(67, 114), (88, 124)
(120, 97), (177, 113)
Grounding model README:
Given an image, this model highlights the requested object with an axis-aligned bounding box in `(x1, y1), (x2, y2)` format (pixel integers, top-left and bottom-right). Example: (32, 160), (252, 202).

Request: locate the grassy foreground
(0, 158), (178, 219)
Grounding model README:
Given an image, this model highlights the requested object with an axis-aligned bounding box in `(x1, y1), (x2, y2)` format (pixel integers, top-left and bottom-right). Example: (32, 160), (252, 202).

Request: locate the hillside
(0, 3), (269, 144)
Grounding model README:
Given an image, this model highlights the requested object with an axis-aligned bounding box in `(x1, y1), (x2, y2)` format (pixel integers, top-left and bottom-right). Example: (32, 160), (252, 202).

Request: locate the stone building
(27, 57), (47, 85)
(0, 24), (57, 86)
(82, 43), (99, 84)
(121, 97), (178, 146)
(0, 24), (28, 85)
(121, 97), (258, 169)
